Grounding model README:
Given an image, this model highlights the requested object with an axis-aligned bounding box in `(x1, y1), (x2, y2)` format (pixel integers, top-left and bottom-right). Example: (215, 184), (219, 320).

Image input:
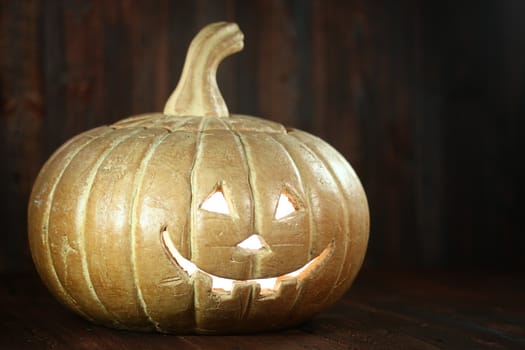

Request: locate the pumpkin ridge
(39, 129), (113, 321)
(218, 116), (255, 214)
(36, 127), (110, 177)
(189, 118), (209, 264)
(234, 133), (267, 279)
(129, 130), (172, 331)
(76, 129), (145, 325)
(288, 131), (353, 304)
(269, 134), (315, 262)
(320, 140), (369, 297)
(217, 118), (256, 275)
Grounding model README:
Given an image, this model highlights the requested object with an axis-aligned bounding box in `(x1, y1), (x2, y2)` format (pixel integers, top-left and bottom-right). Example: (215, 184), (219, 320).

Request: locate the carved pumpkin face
(28, 22), (369, 334)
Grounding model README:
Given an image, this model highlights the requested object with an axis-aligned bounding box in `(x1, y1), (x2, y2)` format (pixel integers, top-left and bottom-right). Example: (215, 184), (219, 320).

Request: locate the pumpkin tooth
(210, 274), (234, 292)
(250, 277), (278, 292)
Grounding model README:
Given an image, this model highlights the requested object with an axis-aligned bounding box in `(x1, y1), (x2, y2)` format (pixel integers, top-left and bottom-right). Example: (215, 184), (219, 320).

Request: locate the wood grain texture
(2, 0), (524, 273)
(1, 270), (524, 349)
(1, 0), (45, 272)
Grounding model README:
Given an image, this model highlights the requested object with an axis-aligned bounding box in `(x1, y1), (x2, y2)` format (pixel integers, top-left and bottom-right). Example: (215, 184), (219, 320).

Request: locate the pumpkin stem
(163, 22), (244, 117)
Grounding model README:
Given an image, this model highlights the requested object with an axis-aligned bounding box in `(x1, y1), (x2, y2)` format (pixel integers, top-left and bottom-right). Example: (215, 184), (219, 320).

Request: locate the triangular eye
(275, 191), (297, 220)
(201, 189), (230, 215)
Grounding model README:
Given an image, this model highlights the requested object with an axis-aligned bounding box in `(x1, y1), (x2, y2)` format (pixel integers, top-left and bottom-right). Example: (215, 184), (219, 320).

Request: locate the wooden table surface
(1, 269), (523, 349)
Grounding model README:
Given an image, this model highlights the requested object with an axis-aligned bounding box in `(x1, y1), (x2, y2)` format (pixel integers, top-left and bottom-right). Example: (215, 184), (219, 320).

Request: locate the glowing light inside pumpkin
(201, 190), (229, 214)
(236, 234), (265, 250)
(161, 230), (326, 294)
(275, 192), (296, 219)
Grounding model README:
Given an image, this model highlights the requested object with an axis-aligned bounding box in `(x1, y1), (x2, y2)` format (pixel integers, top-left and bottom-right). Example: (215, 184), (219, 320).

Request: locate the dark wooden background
(1, 0), (524, 274)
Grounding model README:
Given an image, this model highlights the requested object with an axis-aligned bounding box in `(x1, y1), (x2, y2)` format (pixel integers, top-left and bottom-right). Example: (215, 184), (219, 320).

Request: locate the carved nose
(237, 234), (267, 251)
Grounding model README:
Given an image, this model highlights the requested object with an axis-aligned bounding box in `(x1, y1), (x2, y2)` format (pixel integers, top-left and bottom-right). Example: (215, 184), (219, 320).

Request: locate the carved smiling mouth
(161, 230), (333, 295)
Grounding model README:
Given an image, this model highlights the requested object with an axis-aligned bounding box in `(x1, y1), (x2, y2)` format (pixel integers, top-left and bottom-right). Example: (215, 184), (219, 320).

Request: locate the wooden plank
(232, 1), (259, 117)
(61, 1), (105, 135)
(41, 0), (66, 155)
(417, 1), (525, 271)
(254, 0), (299, 127)
(121, 1), (171, 113)
(0, 0), (44, 272)
(288, 0), (313, 132)
(311, 0), (421, 268)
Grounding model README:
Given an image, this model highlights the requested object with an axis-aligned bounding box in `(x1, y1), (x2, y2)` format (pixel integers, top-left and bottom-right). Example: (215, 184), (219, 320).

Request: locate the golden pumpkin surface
(28, 22), (369, 334)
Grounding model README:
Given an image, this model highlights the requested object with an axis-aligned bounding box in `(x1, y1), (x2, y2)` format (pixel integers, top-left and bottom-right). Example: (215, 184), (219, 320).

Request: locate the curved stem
(163, 22), (244, 117)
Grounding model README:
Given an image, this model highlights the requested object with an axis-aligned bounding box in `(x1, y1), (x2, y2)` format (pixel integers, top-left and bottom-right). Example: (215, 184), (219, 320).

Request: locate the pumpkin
(28, 22), (369, 334)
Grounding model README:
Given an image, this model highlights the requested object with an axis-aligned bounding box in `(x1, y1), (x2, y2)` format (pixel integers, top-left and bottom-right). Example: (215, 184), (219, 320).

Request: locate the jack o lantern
(28, 22), (369, 334)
